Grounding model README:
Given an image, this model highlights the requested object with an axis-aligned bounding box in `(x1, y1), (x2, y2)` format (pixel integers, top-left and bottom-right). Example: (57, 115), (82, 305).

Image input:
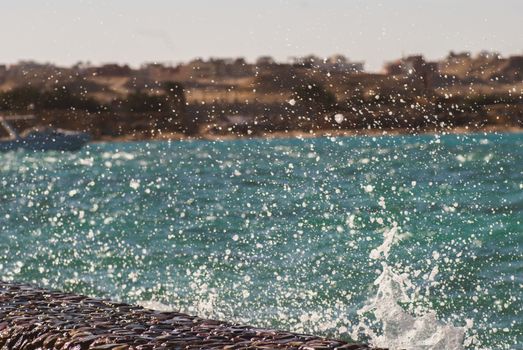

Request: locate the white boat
(0, 115), (91, 152)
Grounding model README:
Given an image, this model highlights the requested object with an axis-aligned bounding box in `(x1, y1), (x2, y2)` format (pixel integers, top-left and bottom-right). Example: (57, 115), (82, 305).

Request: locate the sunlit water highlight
(0, 133), (522, 349)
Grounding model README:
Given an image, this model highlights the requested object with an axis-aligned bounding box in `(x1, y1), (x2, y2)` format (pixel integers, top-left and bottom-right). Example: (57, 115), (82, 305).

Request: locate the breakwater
(0, 282), (377, 350)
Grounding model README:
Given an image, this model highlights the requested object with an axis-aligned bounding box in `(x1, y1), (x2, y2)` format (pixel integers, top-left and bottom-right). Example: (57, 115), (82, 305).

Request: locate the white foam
(353, 226), (470, 350)
(138, 300), (173, 312)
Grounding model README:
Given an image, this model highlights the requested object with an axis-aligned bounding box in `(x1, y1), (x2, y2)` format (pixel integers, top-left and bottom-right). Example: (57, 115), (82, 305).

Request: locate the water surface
(1, 133), (521, 348)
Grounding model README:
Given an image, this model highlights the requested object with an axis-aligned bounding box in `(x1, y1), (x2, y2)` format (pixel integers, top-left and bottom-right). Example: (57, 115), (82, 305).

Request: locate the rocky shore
(0, 282), (379, 350)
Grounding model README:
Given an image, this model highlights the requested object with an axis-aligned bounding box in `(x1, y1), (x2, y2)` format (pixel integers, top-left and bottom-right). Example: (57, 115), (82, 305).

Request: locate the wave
(352, 226), (473, 349)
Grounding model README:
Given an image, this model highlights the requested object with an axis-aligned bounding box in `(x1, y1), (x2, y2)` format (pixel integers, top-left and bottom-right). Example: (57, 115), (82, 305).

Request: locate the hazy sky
(1, 0), (522, 71)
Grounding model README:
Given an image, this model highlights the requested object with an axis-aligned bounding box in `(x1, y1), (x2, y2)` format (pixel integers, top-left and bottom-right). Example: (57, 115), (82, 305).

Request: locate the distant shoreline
(95, 125), (523, 143)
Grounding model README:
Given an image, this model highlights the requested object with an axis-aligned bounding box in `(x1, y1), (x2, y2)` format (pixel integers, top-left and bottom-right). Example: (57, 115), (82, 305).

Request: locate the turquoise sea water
(0, 133), (522, 349)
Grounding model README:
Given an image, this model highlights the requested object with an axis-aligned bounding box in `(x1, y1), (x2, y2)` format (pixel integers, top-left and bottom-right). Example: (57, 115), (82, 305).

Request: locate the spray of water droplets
(0, 133), (521, 349)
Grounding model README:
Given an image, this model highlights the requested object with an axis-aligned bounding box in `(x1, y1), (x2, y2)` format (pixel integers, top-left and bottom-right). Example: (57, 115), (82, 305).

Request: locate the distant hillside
(0, 52), (522, 139)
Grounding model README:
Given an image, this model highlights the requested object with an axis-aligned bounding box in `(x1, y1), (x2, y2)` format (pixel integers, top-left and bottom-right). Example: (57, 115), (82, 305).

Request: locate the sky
(1, 0), (522, 72)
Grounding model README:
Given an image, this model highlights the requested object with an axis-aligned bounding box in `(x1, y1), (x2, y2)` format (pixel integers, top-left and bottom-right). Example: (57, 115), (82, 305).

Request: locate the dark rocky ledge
(0, 281), (380, 350)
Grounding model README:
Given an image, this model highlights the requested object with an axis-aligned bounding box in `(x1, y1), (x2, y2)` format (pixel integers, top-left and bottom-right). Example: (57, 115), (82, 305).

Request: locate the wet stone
(0, 281), (378, 349)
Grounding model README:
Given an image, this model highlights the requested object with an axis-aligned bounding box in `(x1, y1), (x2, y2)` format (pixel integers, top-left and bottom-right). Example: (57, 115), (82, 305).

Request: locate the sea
(0, 132), (521, 349)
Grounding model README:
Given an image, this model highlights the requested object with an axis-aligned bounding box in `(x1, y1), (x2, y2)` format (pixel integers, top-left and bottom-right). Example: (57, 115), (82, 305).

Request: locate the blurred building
(92, 64), (132, 77)
(291, 54), (364, 73)
(496, 55), (523, 82)
(0, 65), (6, 84)
(384, 55), (439, 90)
(174, 58), (253, 80)
(256, 56), (276, 66)
(325, 54), (364, 73)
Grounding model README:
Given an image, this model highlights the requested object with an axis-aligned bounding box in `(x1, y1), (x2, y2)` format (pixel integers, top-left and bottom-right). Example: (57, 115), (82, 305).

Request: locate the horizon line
(2, 48), (521, 73)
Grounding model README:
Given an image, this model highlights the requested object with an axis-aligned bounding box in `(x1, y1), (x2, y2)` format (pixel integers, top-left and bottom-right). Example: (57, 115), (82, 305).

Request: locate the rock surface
(0, 281), (380, 350)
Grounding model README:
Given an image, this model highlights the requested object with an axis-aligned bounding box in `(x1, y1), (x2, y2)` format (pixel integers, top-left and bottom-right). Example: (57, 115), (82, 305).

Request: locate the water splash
(353, 225), (471, 350)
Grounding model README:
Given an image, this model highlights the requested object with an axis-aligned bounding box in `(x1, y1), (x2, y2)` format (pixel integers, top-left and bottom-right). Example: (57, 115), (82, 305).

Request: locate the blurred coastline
(1, 51), (522, 142)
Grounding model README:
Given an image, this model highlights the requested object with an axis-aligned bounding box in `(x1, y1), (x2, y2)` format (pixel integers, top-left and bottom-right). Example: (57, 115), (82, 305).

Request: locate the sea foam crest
(353, 226), (471, 350)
